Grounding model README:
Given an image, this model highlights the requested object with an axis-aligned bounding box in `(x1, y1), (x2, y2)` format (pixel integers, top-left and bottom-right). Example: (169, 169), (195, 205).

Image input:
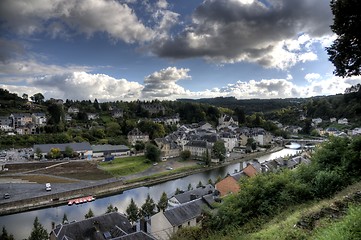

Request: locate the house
(215, 174), (242, 197)
(150, 197), (214, 240)
(111, 108), (124, 118)
(10, 113), (32, 128)
(351, 128), (361, 136)
(219, 132), (238, 152)
(330, 117), (337, 123)
(87, 112), (99, 120)
(183, 140), (211, 159)
(141, 103), (165, 115)
(50, 212), (156, 240)
(15, 123), (37, 135)
(168, 184), (215, 207)
(0, 116), (13, 132)
(128, 128), (150, 146)
(338, 118), (348, 125)
(33, 142), (93, 159)
(218, 114), (238, 130)
(312, 118), (322, 126)
(92, 144), (130, 158)
(64, 114), (72, 122)
(67, 106), (79, 114)
(154, 137), (180, 159)
(31, 112), (47, 125)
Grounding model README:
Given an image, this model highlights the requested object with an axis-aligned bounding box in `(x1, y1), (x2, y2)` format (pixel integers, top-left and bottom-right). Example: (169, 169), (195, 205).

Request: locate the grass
(98, 155), (151, 176)
(313, 204), (361, 240)
(125, 165), (202, 184)
(196, 181), (361, 240)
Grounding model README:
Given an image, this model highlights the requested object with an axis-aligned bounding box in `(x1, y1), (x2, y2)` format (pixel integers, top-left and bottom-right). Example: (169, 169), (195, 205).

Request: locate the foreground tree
(157, 192), (168, 212)
(141, 194), (156, 218)
(30, 93), (44, 104)
(84, 208), (94, 219)
(1, 227), (14, 240)
(126, 198), (139, 224)
(28, 217), (48, 240)
(106, 204), (118, 213)
(327, 0), (361, 77)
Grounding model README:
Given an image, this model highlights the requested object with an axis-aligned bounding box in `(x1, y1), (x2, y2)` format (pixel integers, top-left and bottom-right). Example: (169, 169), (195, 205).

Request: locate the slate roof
(33, 142), (92, 153)
(173, 184), (215, 204)
(185, 140), (208, 148)
(113, 231), (157, 240)
(92, 144), (130, 153)
(164, 199), (206, 226)
(51, 212), (133, 240)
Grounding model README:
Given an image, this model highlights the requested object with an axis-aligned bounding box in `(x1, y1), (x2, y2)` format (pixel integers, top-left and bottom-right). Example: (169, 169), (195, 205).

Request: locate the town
(1, 87), (361, 239)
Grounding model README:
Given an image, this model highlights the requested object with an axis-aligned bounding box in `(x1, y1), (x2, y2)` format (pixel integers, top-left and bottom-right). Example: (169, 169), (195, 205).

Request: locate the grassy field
(188, 181), (361, 240)
(99, 155), (151, 176)
(125, 165), (202, 184)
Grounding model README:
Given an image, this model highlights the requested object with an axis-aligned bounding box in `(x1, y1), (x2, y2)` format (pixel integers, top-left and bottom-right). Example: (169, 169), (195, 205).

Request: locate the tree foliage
(212, 140), (226, 161)
(84, 208), (94, 219)
(180, 150), (191, 161)
(1, 227), (14, 240)
(145, 143), (161, 162)
(141, 194), (156, 218)
(327, 0), (361, 77)
(157, 192), (168, 212)
(28, 217), (48, 240)
(126, 198), (139, 224)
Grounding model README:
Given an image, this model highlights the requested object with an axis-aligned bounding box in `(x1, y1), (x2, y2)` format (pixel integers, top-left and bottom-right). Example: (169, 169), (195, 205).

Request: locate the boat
(68, 196), (95, 206)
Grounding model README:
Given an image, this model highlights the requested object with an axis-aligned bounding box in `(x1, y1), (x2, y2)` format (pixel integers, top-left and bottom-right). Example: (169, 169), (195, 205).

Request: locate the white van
(45, 183), (51, 191)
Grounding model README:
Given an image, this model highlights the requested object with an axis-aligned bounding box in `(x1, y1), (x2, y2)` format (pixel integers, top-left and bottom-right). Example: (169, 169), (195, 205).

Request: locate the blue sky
(1, 0), (361, 102)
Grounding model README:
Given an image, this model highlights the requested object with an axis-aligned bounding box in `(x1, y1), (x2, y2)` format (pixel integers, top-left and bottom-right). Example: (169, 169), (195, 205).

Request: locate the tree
(85, 208), (94, 219)
(48, 147), (61, 159)
(35, 147), (42, 159)
(47, 103), (64, 125)
(30, 93), (45, 104)
(157, 192), (168, 212)
(28, 217), (48, 240)
(106, 204), (118, 213)
(64, 146), (74, 158)
(246, 138), (257, 152)
(62, 213), (68, 224)
(126, 198), (139, 224)
(1, 227), (14, 240)
(187, 183), (193, 191)
(22, 93), (28, 101)
(106, 122), (122, 137)
(212, 140), (226, 162)
(141, 194), (156, 218)
(197, 181), (204, 188)
(180, 150), (191, 160)
(145, 143), (161, 162)
(327, 0), (361, 77)
(203, 148), (211, 166)
(134, 141), (145, 153)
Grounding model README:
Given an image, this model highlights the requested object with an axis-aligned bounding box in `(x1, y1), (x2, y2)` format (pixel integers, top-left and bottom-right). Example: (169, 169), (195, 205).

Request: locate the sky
(1, 0), (361, 102)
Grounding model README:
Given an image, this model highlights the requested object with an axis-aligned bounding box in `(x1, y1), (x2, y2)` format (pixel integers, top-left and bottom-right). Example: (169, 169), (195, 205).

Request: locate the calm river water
(0, 148), (299, 239)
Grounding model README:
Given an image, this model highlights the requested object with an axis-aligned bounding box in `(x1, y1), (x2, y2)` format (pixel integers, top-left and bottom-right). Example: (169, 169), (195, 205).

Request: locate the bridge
(282, 138), (325, 148)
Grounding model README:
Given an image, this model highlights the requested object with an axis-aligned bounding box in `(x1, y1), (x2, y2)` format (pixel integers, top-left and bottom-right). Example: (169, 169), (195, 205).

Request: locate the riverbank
(0, 148), (282, 216)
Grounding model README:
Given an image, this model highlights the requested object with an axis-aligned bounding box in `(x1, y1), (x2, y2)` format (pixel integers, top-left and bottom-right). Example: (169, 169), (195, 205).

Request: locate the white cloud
(305, 73), (321, 83)
(142, 67), (191, 99)
(0, 0), (155, 43)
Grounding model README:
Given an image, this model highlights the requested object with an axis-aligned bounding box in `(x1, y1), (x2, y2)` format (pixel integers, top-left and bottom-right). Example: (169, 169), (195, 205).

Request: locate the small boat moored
(68, 196), (95, 206)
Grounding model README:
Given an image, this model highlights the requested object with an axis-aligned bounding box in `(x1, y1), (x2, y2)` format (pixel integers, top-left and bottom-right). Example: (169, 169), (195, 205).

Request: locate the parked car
(3, 193), (10, 199)
(45, 183), (51, 191)
(166, 166), (173, 170)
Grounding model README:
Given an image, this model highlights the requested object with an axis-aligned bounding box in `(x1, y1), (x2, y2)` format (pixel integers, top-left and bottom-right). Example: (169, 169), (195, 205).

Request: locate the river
(0, 148), (299, 239)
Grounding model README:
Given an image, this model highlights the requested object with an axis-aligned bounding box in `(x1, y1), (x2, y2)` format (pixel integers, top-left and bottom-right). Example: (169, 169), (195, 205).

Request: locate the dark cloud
(152, 0), (333, 67)
(0, 38), (25, 62)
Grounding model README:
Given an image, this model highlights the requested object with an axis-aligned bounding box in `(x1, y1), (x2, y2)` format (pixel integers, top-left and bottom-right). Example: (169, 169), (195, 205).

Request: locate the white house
(219, 132), (238, 152)
(32, 112), (47, 125)
(150, 197), (213, 240)
(338, 118), (348, 125)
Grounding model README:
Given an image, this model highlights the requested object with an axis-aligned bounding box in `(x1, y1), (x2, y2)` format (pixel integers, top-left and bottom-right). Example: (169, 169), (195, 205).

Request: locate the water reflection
(0, 149), (298, 239)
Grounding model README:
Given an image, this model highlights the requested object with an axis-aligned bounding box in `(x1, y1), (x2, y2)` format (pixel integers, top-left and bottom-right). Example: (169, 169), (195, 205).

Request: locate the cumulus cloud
(0, 0), (155, 43)
(141, 67), (191, 99)
(305, 73), (321, 83)
(152, 0), (333, 69)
